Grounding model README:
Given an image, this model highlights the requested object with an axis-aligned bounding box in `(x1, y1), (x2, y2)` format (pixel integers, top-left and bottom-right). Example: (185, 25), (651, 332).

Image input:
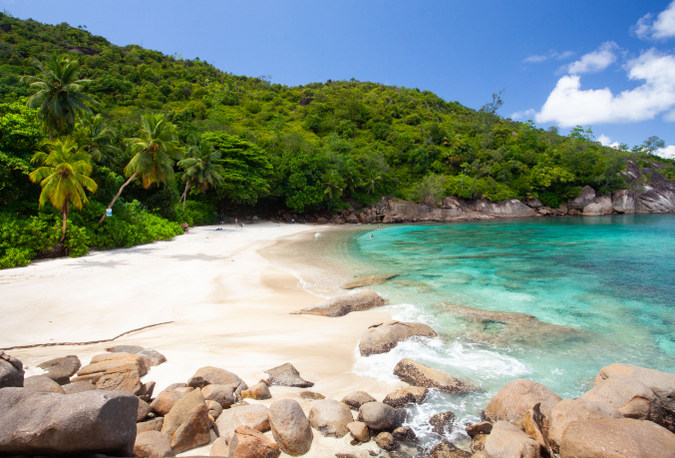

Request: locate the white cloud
(597, 134), (621, 148)
(523, 50), (574, 64)
(568, 42), (618, 74)
(656, 145), (675, 158)
(635, 1), (675, 39)
(510, 108), (536, 120)
(536, 49), (675, 126)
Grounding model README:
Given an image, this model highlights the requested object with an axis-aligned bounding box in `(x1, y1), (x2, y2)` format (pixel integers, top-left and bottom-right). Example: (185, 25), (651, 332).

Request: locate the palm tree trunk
(180, 182), (190, 210)
(99, 172), (137, 223)
(60, 202), (68, 242)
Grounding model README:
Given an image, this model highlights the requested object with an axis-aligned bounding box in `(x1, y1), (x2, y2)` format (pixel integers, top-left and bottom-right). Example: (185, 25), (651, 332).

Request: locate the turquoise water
(347, 215), (674, 444)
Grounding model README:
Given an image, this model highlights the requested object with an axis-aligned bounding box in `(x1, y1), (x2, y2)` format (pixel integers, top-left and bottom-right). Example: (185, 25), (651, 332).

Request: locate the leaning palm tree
(177, 141), (224, 209)
(29, 138), (98, 241)
(99, 113), (182, 223)
(22, 54), (96, 139)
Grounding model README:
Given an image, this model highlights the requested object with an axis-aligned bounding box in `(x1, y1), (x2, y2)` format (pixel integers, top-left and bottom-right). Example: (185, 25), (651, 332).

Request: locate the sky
(2, 0), (675, 157)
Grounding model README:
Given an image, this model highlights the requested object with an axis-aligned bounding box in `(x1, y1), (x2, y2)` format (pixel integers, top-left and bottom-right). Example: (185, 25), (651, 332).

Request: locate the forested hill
(0, 12), (673, 267)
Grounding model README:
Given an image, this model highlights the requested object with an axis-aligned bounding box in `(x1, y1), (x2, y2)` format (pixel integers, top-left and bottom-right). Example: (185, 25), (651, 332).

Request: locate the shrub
(174, 200), (217, 226)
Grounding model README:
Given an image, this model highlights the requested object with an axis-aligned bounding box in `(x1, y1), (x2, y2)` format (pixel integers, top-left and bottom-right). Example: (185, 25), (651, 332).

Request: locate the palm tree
(29, 138), (97, 241)
(73, 114), (122, 167)
(99, 114), (182, 223)
(177, 141), (224, 209)
(22, 54), (96, 139)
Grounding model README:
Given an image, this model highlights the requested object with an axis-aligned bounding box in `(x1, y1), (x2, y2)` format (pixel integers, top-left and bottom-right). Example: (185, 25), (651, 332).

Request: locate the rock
(347, 421), (370, 443)
(383, 385), (428, 408)
(161, 387), (211, 453)
(595, 363), (675, 431)
(133, 430), (174, 458)
(0, 387), (137, 455)
(202, 383), (237, 408)
(612, 189), (636, 213)
(0, 351), (23, 388)
(138, 380), (156, 401)
(580, 374), (659, 421)
(138, 398), (152, 422)
(216, 403), (270, 442)
(521, 403), (549, 452)
(475, 198), (537, 218)
(343, 273), (398, 289)
(150, 386), (193, 416)
(392, 426), (416, 442)
(187, 366), (248, 392)
(37, 355), (81, 384)
(471, 434), (488, 454)
(137, 349), (168, 367)
(210, 437), (229, 456)
(77, 352), (148, 379)
(548, 398), (623, 451)
(393, 358), (480, 394)
(295, 290), (387, 317)
(206, 399), (223, 420)
(299, 390), (326, 400)
(559, 418), (675, 458)
(359, 321), (438, 356)
(483, 379), (562, 430)
(358, 401), (404, 431)
(484, 421), (540, 458)
(95, 363), (143, 394)
(62, 379), (96, 394)
(228, 424), (281, 458)
(429, 410), (455, 436)
(107, 344), (145, 354)
(583, 196), (614, 216)
(268, 398), (313, 456)
(137, 417), (164, 434)
(427, 441), (471, 457)
(375, 431), (397, 451)
(342, 391), (377, 410)
(569, 186), (596, 210)
(466, 421), (492, 438)
(264, 362), (314, 388)
(24, 374), (65, 393)
(308, 399), (354, 438)
(241, 381), (272, 400)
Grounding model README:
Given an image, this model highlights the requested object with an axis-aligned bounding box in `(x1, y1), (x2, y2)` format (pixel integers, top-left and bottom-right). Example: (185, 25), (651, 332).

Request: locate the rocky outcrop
(359, 321), (438, 356)
(264, 362), (314, 387)
(343, 274), (398, 289)
(268, 399), (313, 456)
(0, 387), (137, 456)
(358, 401), (405, 431)
(485, 421), (540, 458)
(429, 410), (456, 435)
(23, 374), (65, 393)
(383, 385), (428, 408)
(295, 290), (386, 316)
(580, 374), (660, 422)
(483, 379), (562, 430)
(133, 430), (174, 458)
(161, 388), (211, 453)
(342, 390), (377, 410)
(308, 399), (354, 438)
(548, 398), (623, 451)
(393, 358), (480, 394)
(0, 351), (24, 388)
(37, 355), (81, 384)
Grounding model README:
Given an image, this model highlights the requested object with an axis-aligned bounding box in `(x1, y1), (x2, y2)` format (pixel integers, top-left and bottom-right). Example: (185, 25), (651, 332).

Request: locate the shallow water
(267, 215), (675, 448)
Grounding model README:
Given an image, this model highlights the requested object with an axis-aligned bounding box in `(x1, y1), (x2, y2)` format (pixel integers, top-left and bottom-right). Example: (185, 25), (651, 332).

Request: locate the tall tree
(99, 114), (181, 223)
(22, 55), (96, 139)
(73, 113), (122, 167)
(177, 141), (224, 209)
(29, 138), (97, 241)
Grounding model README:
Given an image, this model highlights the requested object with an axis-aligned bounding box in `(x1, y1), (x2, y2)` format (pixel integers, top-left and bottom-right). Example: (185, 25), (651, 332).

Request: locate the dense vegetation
(1, 12), (673, 268)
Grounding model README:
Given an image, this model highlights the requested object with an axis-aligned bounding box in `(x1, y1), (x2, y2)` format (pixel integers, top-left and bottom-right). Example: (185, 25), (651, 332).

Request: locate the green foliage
(0, 101), (44, 155)
(0, 213), (59, 268)
(174, 200), (217, 226)
(412, 174), (446, 204)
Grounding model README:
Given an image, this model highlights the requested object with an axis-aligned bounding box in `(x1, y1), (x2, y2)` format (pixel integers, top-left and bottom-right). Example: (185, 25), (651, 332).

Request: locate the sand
(0, 221), (400, 456)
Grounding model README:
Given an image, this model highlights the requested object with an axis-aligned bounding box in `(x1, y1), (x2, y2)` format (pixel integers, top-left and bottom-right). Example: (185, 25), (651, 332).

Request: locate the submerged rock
(343, 273), (399, 289)
(294, 290), (386, 316)
(393, 358), (480, 394)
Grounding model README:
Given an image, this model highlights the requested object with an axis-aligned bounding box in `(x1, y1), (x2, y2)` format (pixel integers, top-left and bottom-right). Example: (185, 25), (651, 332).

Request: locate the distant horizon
(3, 0), (674, 157)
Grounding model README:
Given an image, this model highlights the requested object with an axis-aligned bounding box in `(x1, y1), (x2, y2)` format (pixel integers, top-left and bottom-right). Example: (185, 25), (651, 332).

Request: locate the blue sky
(3, 0), (675, 157)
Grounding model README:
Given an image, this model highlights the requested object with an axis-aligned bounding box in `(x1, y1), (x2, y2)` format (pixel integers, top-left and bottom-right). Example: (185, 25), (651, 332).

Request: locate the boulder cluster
(1, 290), (674, 457)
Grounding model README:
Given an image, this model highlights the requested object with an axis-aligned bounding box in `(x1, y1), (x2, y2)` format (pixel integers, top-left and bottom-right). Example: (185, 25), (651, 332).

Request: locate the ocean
(273, 214), (675, 447)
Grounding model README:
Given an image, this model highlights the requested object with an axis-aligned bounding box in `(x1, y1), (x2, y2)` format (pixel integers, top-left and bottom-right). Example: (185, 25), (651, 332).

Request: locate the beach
(0, 222), (398, 456)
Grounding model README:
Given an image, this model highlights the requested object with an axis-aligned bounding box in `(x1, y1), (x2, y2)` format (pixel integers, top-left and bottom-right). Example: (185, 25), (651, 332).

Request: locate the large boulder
(483, 379), (562, 431)
(595, 363), (675, 431)
(484, 421), (540, 458)
(216, 403), (270, 443)
(150, 386), (193, 416)
(187, 366), (248, 391)
(429, 410), (455, 436)
(359, 321), (438, 356)
(582, 196), (614, 216)
(427, 441), (472, 457)
(342, 390), (377, 410)
(23, 375), (65, 393)
(264, 362), (314, 388)
(268, 399), (313, 456)
(569, 186), (596, 211)
(0, 387), (137, 455)
(308, 399), (354, 438)
(559, 418), (675, 458)
(347, 421), (370, 443)
(228, 425), (281, 458)
(161, 388), (211, 453)
(37, 355), (81, 384)
(95, 364), (144, 394)
(393, 358), (480, 394)
(0, 351), (23, 388)
(106, 345), (167, 367)
(548, 398), (623, 452)
(295, 290), (386, 317)
(133, 430), (174, 458)
(358, 401), (404, 432)
(612, 190), (636, 214)
(580, 374), (660, 422)
(383, 385), (428, 408)
(241, 381), (272, 400)
(202, 383), (237, 408)
(74, 352), (147, 394)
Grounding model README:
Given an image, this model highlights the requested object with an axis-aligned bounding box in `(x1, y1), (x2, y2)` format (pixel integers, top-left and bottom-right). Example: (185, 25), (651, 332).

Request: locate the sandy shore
(0, 221), (399, 456)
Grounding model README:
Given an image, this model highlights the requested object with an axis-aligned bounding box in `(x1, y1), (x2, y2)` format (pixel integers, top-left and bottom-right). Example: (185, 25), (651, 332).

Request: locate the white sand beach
(0, 221), (399, 456)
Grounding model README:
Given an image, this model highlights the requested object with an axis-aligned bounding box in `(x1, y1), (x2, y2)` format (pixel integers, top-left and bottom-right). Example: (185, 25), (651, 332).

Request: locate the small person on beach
(181, 222), (189, 233)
